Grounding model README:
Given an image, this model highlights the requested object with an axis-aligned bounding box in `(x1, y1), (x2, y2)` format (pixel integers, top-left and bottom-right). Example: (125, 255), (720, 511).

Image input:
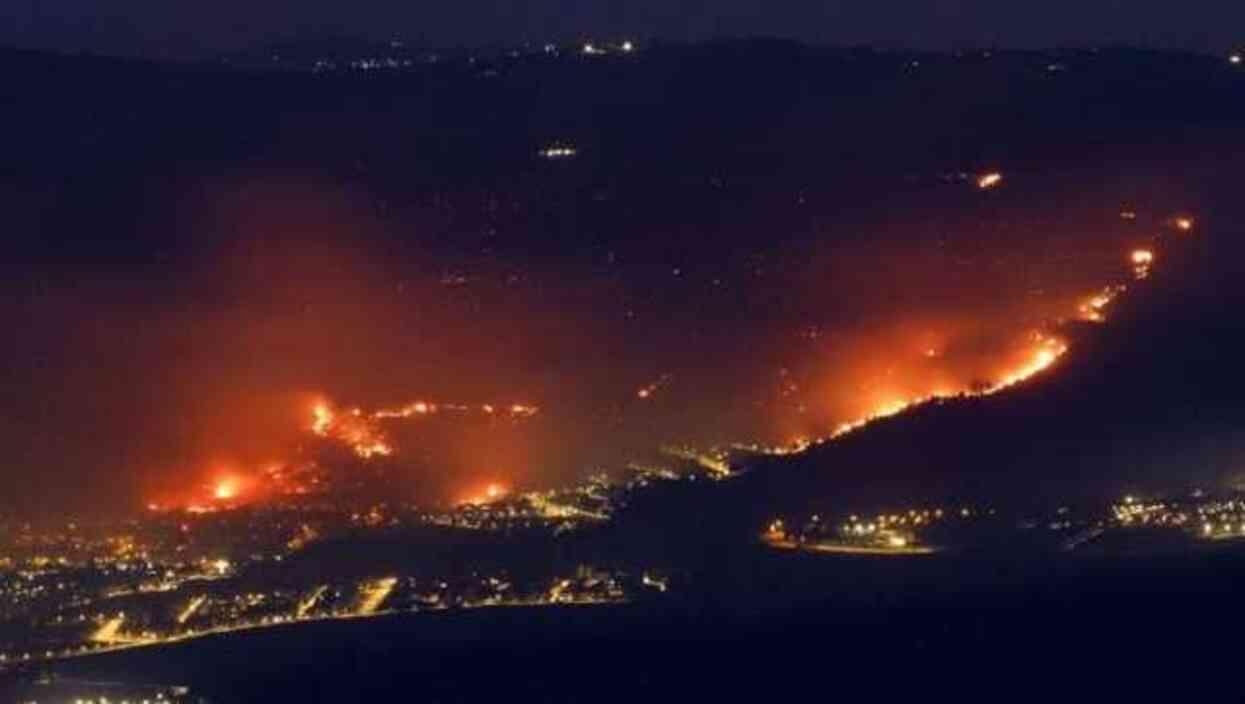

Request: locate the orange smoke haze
(0, 166), (1199, 518)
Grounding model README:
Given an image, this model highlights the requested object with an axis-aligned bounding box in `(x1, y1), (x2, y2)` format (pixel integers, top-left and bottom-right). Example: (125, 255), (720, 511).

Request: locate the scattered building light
(539, 144), (578, 159)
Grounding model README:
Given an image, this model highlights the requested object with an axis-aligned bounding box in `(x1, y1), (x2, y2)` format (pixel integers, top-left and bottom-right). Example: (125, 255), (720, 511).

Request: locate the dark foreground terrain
(11, 543), (1245, 701)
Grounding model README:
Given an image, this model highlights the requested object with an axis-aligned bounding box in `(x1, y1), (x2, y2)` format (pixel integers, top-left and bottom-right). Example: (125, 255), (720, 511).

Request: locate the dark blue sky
(3, 0), (1242, 58)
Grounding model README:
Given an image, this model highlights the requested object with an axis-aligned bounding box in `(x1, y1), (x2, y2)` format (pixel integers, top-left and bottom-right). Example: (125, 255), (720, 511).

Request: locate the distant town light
(621, 40), (634, 53)
(1230, 54), (1242, 65)
(539, 144), (578, 159)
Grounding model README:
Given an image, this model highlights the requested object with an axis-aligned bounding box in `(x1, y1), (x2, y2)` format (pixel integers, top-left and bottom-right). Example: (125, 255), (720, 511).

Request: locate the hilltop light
(1230, 54), (1242, 65)
(1131, 248), (1155, 279)
(976, 171), (1003, 189)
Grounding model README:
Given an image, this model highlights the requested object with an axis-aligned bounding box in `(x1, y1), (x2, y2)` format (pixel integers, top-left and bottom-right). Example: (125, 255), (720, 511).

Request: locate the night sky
(3, 0), (1243, 58)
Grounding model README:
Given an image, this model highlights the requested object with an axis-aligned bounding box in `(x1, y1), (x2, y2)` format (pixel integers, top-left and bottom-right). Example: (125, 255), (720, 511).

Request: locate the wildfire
(989, 335), (1067, 391)
(460, 482), (509, 506)
(213, 478), (238, 501)
(814, 333), (1068, 444)
(372, 400), (433, 419)
(781, 233), (1188, 457)
(311, 403), (334, 436)
(352, 441), (393, 459)
(1078, 285), (1126, 323)
(308, 397), (540, 460)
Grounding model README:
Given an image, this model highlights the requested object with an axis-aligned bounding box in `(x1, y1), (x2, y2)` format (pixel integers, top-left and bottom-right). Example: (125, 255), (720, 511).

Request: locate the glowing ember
(1078, 285), (1125, 323)
(213, 479), (238, 500)
(460, 483), (509, 505)
(311, 403), (334, 436)
(352, 441), (393, 459)
(1173, 217), (1194, 232)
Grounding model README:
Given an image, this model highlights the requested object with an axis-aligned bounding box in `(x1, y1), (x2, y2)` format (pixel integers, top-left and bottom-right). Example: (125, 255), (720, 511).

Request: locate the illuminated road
(176, 596), (207, 625)
(297, 585), (328, 619)
(88, 615), (154, 646)
(355, 578), (398, 616)
(765, 538), (938, 556)
(89, 616), (126, 644)
(21, 595), (624, 666)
